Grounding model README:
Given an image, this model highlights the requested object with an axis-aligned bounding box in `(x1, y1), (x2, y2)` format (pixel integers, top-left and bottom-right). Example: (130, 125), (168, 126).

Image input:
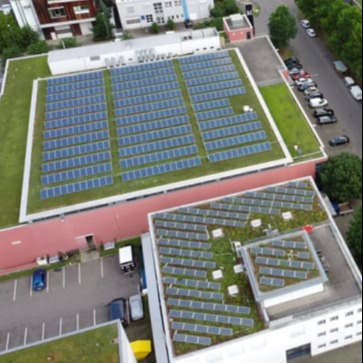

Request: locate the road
(254, 0), (362, 157)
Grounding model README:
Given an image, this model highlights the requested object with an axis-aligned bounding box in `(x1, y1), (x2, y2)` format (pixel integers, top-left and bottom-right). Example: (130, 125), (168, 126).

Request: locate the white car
(295, 78), (314, 87)
(309, 98), (329, 108)
(306, 28), (317, 37)
(304, 86), (319, 95)
(301, 19), (310, 28)
(129, 294), (144, 321)
(344, 77), (355, 88)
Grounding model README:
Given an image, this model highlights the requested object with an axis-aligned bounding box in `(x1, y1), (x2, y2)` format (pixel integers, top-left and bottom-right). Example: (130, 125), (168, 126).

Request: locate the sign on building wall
(245, 3), (255, 33)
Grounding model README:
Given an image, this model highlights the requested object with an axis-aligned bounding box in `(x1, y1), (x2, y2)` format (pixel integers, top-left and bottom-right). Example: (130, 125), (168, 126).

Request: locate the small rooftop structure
(223, 14), (254, 43)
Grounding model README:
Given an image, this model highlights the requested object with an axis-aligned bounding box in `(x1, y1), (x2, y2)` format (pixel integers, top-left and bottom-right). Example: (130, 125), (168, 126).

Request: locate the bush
(167, 18), (175, 31)
(1, 46), (21, 68)
(151, 22), (160, 34)
(19, 26), (40, 51)
(210, 7), (225, 18)
(26, 40), (51, 54)
(57, 37), (79, 49)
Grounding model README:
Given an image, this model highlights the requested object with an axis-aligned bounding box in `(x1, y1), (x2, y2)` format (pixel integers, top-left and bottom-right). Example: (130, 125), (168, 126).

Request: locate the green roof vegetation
(260, 83), (324, 162)
(0, 324), (119, 363)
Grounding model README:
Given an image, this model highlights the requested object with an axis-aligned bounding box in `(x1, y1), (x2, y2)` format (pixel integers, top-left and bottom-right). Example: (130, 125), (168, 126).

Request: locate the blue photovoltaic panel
(208, 142), (272, 163)
(113, 82), (179, 97)
(256, 257), (315, 270)
(117, 116), (189, 135)
(114, 98), (185, 116)
(244, 191), (314, 204)
(271, 240), (307, 250)
(159, 247), (213, 259)
(172, 322), (233, 337)
(226, 197), (312, 211)
(40, 176), (114, 200)
(165, 288), (223, 300)
(196, 107), (234, 122)
(179, 51), (230, 64)
(156, 229), (209, 241)
(120, 145), (197, 169)
(110, 60), (172, 75)
(164, 277), (221, 291)
(178, 207), (249, 221)
(43, 140), (110, 161)
(112, 74), (177, 90)
(193, 99), (231, 112)
(266, 186), (316, 197)
(44, 112), (108, 130)
(46, 87), (105, 103)
(158, 238), (212, 250)
(118, 125), (192, 147)
(112, 67), (175, 82)
(202, 121), (262, 141)
(45, 103), (107, 120)
(46, 94), (106, 111)
(259, 277), (285, 287)
(113, 89), (182, 105)
(122, 157), (202, 182)
(44, 121), (108, 140)
(188, 79), (243, 95)
(191, 87), (246, 103)
(47, 78), (104, 94)
(259, 267), (308, 280)
(180, 57), (233, 72)
(41, 163), (112, 185)
(199, 112), (258, 131)
(42, 152), (111, 173)
(47, 71), (103, 86)
(211, 202), (280, 215)
(43, 131), (109, 150)
(251, 247), (286, 257)
(173, 334), (211, 346)
(119, 135), (195, 158)
(185, 72), (240, 87)
(205, 131), (267, 151)
(162, 266), (208, 278)
(183, 65), (237, 79)
(156, 221), (207, 233)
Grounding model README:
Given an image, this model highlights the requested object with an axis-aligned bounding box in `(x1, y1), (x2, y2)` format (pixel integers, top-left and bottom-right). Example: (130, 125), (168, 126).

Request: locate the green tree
(268, 5), (297, 49)
(57, 37), (79, 49)
(151, 22), (160, 34)
(319, 153), (362, 202)
(347, 207), (362, 270)
(0, 13), (22, 53)
(92, 12), (114, 41)
(225, 0), (239, 15)
(210, 7), (225, 18)
(166, 18), (175, 31)
(121, 32), (133, 40)
(19, 26), (40, 50)
(1, 46), (21, 68)
(27, 40), (51, 54)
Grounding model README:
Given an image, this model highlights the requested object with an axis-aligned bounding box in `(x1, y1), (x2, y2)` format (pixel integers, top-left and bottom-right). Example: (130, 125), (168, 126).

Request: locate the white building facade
(115, 0), (214, 30)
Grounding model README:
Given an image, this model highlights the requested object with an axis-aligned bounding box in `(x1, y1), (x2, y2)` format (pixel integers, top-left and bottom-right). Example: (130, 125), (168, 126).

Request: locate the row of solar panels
(119, 135), (196, 158)
(45, 95), (106, 112)
(164, 277), (220, 291)
(111, 74), (177, 91)
(41, 163), (112, 185)
(179, 51), (229, 65)
(116, 106), (187, 126)
(172, 322), (232, 337)
(272, 240), (307, 250)
(40, 176), (114, 200)
(44, 121), (108, 140)
(244, 191), (315, 204)
(185, 71), (240, 87)
(113, 82), (179, 98)
(163, 266), (207, 278)
(117, 115), (189, 136)
(122, 157), (202, 182)
(42, 151), (111, 173)
(47, 79), (104, 94)
(120, 145), (197, 169)
(256, 256), (315, 270)
(118, 125), (192, 147)
(266, 186), (316, 197)
(45, 103), (107, 121)
(211, 202), (281, 215)
(259, 267), (308, 280)
(208, 142), (272, 163)
(251, 247), (286, 257)
(46, 87), (105, 103)
(173, 333), (211, 347)
(260, 277), (285, 288)
(193, 99), (231, 113)
(156, 229), (209, 241)
(160, 247), (213, 260)
(42, 141), (110, 162)
(114, 98), (185, 116)
(189, 79), (243, 95)
(183, 65), (237, 79)
(180, 57), (232, 72)
(110, 60), (173, 75)
(113, 90), (182, 106)
(191, 87), (246, 103)
(155, 213), (246, 228)
(44, 112), (108, 130)
(199, 112), (259, 131)
(47, 71), (103, 86)
(286, 182), (309, 189)
(177, 207), (249, 221)
(158, 238), (212, 250)
(196, 107), (234, 122)
(166, 288), (223, 300)
(205, 131), (267, 152)
(111, 66), (175, 83)
(156, 220), (207, 233)
(43, 131), (109, 151)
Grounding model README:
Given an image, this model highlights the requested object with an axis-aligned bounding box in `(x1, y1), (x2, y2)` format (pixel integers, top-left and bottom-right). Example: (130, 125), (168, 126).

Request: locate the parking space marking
(78, 264), (82, 285)
(46, 271), (50, 293)
(13, 279), (17, 302)
(59, 318), (63, 336)
(23, 327), (28, 346)
(93, 309), (97, 326)
(29, 276), (33, 297)
(76, 314), (80, 331)
(100, 258), (104, 279)
(42, 323), (45, 341)
(5, 333), (10, 351)
(62, 267), (66, 289)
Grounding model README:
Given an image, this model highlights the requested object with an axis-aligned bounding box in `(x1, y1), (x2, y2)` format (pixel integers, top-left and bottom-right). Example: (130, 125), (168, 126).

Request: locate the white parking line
(78, 264), (82, 285)
(93, 309), (97, 326)
(13, 279), (17, 302)
(76, 313), (80, 331)
(23, 327), (28, 346)
(5, 332), (10, 351)
(59, 318), (63, 336)
(42, 323), (46, 340)
(62, 267), (66, 289)
(100, 258), (104, 279)
(46, 271), (50, 293)
(29, 276), (33, 297)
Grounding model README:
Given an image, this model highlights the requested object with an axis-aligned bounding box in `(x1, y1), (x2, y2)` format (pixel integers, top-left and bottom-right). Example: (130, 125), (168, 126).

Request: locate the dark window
(49, 7), (66, 19)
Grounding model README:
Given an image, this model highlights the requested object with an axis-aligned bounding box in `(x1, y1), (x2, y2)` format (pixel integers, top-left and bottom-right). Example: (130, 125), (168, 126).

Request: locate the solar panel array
(259, 277), (285, 288)
(256, 256), (315, 270)
(162, 266), (208, 278)
(41, 72), (114, 199)
(164, 277), (221, 291)
(173, 333), (211, 346)
(166, 288), (223, 300)
(178, 207), (249, 221)
(259, 267), (308, 280)
(172, 322), (233, 337)
(158, 238), (212, 250)
(159, 247), (213, 259)
(161, 257), (216, 269)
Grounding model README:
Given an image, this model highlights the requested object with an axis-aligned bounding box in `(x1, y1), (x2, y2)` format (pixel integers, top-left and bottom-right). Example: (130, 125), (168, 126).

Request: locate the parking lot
(0, 255), (140, 353)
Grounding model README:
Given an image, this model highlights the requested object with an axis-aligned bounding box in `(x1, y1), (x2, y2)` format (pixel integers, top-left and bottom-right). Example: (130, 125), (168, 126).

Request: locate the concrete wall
(0, 161), (320, 272)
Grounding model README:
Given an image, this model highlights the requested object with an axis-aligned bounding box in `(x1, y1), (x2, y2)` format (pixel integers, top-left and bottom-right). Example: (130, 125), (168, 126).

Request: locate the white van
(350, 85), (362, 101)
(119, 246), (135, 274)
(309, 98), (328, 108)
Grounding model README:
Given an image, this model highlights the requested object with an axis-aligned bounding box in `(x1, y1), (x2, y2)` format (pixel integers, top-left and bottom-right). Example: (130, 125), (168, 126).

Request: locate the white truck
(118, 246), (135, 275)
(350, 85), (362, 101)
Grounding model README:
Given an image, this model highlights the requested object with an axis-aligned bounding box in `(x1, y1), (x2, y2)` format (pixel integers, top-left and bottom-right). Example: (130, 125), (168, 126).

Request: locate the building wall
(9, 0), (41, 34)
(0, 161), (321, 272)
(224, 27), (254, 43)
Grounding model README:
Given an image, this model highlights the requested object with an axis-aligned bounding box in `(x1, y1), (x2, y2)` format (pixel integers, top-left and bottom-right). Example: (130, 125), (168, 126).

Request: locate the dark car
(329, 135), (350, 146)
(298, 81), (317, 92)
(32, 269), (47, 291)
(305, 92), (324, 102)
(313, 108), (335, 118)
(287, 63), (303, 71)
(184, 19), (192, 28)
(109, 298), (128, 326)
(284, 57), (300, 66)
(317, 115), (337, 125)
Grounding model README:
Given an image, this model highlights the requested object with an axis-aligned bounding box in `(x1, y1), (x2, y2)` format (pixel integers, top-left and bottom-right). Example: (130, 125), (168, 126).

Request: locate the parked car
(300, 19), (310, 29)
(287, 63), (303, 71)
(295, 78), (314, 87)
(291, 71), (310, 81)
(305, 92), (324, 102)
(109, 298), (129, 326)
(317, 115), (337, 125)
(284, 57), (300, 66)
(309, 98), (329, 108)
(129, 294), (144, 321)
(350, 85), (362, 101)
(344, 77), (355, 88)
(313, 108), (335, 118)
(304, 86), (319, 95)
(306, 28), (317, 37)
(32, 269), (47, 291)
(298, 81), (317, 92)
(329, 135), (350, 146)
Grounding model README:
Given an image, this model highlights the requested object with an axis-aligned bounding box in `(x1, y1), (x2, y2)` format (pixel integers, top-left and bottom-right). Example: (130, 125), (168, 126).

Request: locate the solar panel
(166, 288), (223, 300)
(173, 333), (211, 346)
(155, 220), (207, 233)
(110, 60), (173, 75)
(251, 247), (286, 257)
(196, 107), (234, 122)
(162, 266), (208, 278)
(179, 51), (230, 65)
(156, 229), (209, 241)
(112, 74), (177, 90)
(256, 257), (315, 270)
(47, 71), (103, 86)
(180, 57), (233, 72)
(46, 86), (105, 103)
(259, 267), (308, 280)
(297, 252), (311, 260)
(159, 247), (213, 259)
(161, 257), (216, 269)
(186, 71), (239, 87)
(158, 238), (212, 250)
(193, 99), (231, 112)
(189, 80), (243, 95)
(178, 207), (249, 221)
(244, 191), (314, 204)
(172, 322), (233, 337)
(214, 201), (281, 215)
(112, 66), (175, 83)
(45, 103), (107, 121)
(47, 78), (104, 94)
(271, 240), (307, 250)
(182, 65), (236, 79)
(163, 277), (221, 291)
(46, 94), (106, 111)
(113, 82), (179, 98)
(199, 112), (259, 132)
(266, 186), (316, 197)
(190, 87), (246, 103)
(113, 89), (182, 106)
(259, 277), (285, 287)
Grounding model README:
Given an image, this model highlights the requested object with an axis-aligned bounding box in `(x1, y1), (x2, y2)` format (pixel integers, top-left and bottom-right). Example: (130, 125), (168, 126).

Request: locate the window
(345, 335), (353, 340)
(156, 16), (165, 24)
(48, 7), (66, 19)
(165, 1), (172, 7)
(174, 0), (182, 6)
(357, 332), (362, 336)
(330, 328), (339, 333)
(345, 323), (354, 328)
(318, 344), (327, 349)
(358, 320), (362, 325)
(346, 311), (354, 317)
(358, 308), (362, 313)
(330, 340), (339, 345)
(330, 316), (339, 322)
(126, 18), (141, 24)
(73, 5), (89, 15)
(318, 332), (326, 337)
(90, 56), (100, 61)
(153, 3), (163, 14)
(318, 320), (326, 325)
(146, 14), (153, 23)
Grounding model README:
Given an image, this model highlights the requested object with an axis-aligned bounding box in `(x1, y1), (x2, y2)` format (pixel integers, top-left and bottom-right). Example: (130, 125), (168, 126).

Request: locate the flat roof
(147, 177), (362, 358)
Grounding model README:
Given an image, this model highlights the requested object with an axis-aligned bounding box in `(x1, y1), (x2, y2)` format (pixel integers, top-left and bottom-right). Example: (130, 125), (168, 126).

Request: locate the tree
(18, 26), (40, 50)
(27, 40), (51, 54)
(268, 5), (297, 49)
(319, 153), (362, 202)
(1, 46), (21, 68)
(92, 12), (114, 41)
(151, 22), (160, 34)
(166, 18), (175, 31)
(225, 0), (239, 15)
(210, 7), (225, 18)
(0, 13), (22, 53)
(347, 207), (362, 270)
(57, 37), (79, 49)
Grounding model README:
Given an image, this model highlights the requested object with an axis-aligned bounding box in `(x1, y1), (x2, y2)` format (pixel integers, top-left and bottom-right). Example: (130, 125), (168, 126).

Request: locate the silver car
(129, 294), (144, 321)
